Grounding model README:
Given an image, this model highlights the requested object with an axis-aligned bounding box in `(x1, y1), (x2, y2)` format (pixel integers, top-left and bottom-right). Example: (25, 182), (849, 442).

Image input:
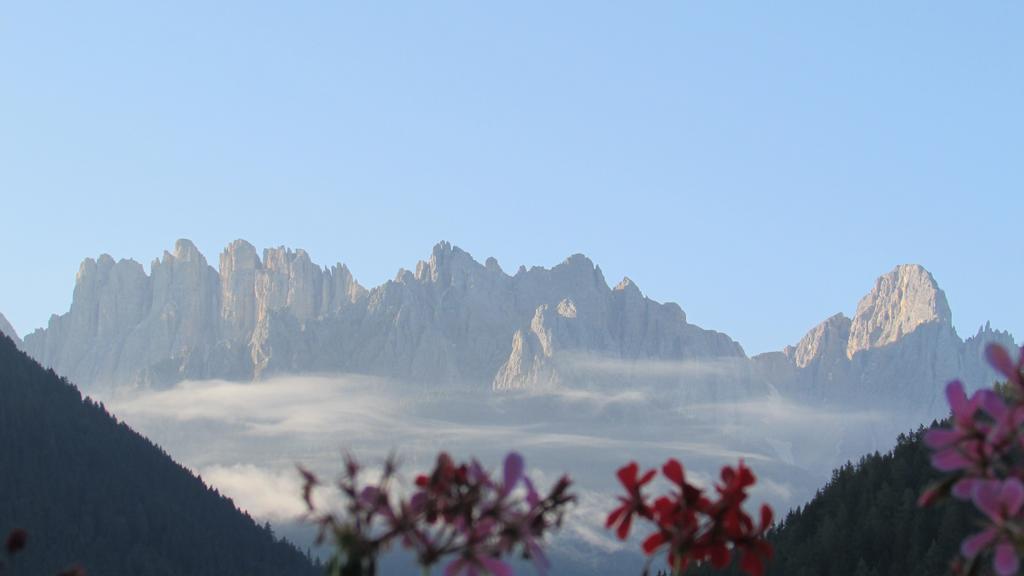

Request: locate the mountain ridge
(19, 241), (1018, 418)
(24, 239), (745, 391)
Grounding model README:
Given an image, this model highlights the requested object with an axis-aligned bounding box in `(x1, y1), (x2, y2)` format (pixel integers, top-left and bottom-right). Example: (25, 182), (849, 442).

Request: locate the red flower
(608, 459), (773, 576)
(606, 462), (656, 539)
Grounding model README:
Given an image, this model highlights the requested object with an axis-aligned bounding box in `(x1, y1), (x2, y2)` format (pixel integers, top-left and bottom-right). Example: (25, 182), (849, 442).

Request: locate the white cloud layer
(103, 366), (932, 566)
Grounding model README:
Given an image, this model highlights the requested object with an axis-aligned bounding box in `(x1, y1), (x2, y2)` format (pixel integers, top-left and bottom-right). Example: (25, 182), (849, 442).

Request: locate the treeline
(0, 334), (319, 575)
(693, 426), (976, 576)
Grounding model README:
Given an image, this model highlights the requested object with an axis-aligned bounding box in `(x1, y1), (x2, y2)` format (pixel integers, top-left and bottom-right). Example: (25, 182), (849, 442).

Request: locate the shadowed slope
(0, 333), (318, 576)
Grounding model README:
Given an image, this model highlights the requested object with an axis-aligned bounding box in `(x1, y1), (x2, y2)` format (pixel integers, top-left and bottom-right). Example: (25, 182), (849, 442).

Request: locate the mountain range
(12, 240), (1018, 417)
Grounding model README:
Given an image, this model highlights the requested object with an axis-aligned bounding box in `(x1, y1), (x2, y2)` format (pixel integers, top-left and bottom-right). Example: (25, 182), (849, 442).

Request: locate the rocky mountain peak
(418, 241), (483, 285)
(484, 257), (503, 274)
(614, 277), (642, 295)
(790, 313), (852, 368)
(550, 253), (606, 291)
(172, 238), (204, 263)
(220, 239), (260, 270)
(846, 264), (952, 359)
(76, 257), (98, 284)
(560, 253), (595, 271)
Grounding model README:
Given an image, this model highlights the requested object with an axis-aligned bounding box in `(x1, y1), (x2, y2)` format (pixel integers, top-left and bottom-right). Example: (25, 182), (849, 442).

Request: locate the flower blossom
(302, 451), (573, 576)
(921, 343), (1024, 576)
(608, 458), (773, 576)
(606, 462), (657, 540)
(961, 478), (1024, 576)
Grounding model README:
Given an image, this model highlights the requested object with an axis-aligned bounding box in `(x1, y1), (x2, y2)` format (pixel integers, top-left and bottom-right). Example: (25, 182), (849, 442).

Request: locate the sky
(1, 2), (1021, 355)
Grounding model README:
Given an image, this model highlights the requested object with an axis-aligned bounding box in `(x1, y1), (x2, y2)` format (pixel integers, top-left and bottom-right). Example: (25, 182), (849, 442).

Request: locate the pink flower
(972, 478), (1024, 526)
(986, 343), (1024, 390)
(921, 344), (1024, 574)
(500, 452), (524, 497)
(445, 519), (512, 576)
(444, 555), (512, 576)
(924, 381), (998, 475)
(306, 451), (573, 576)
(961, 479), (1024, 576)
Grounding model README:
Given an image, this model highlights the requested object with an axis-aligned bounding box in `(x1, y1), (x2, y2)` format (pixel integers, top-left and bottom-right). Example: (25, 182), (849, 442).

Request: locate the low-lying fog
(102, 370), (929, 573)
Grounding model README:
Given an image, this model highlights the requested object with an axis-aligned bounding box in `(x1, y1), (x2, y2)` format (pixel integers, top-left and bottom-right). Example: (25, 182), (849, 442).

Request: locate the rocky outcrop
(492, 306), (561, 391)
(771, 264), (1016, 416)
(0, 312), (21, 349)
(787, 314), (851, 369)
(846, 264), (952, 359)
(492, 275), (747, 392)
(219, 240), (261, 342)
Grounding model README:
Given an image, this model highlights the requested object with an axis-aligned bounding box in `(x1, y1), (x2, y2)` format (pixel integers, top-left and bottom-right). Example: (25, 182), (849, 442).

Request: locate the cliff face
(767, 264), (1016, 414)
(846, 264), (953, 359)
(23, 240), (744, 391)
(22, 244), (1018, 417)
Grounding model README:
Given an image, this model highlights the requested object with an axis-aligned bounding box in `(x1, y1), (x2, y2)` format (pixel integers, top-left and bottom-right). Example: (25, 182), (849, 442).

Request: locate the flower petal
(760, 504), (773, 530)
(523, 476), (540, 507)
(946, 380), (971, 419)
(987, 344), (1020, 384)
(979, 390), (1009, 420)
(952, 478), (978, 500)
(961, 528), (998, 557)
(479, 557), (513, 576)
(503, 452), (524, 495)
(526, 539), (550, 574)
(973, 480), (1006, 522)
(924, 428), (960, 449)
(931, 449), (971, 472)
(617, 462), (639, 489)
(642, 532), (666, 554)
(445, 558), (467, 576)
(1002, 478), (1024, 515)
(995, 543), (1020, 576)
(663, 459), (685, 486)
(606, 504), (627, 529)
(616, 512), (633, 540)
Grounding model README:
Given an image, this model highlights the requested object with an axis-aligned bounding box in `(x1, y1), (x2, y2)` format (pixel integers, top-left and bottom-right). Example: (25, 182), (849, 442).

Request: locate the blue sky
(1, 2), (1021, 354)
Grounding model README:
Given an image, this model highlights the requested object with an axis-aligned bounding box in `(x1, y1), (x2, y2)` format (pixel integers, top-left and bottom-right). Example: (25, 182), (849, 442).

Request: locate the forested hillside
(0, 333), (319, 575)
(695, 427), (976, 576)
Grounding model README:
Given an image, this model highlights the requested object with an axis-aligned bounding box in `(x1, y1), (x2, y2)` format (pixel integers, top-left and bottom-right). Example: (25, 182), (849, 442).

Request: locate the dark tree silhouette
(693, 427), (976, 576)
(0, 334), (319, 576)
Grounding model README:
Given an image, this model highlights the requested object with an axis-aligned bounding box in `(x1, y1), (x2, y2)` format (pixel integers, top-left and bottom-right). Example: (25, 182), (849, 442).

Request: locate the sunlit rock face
(769, 264), (1016, 417)
(846, 264), (952, 359)
(21, 244), (1018, 418)
(22, 240), (744, 392)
